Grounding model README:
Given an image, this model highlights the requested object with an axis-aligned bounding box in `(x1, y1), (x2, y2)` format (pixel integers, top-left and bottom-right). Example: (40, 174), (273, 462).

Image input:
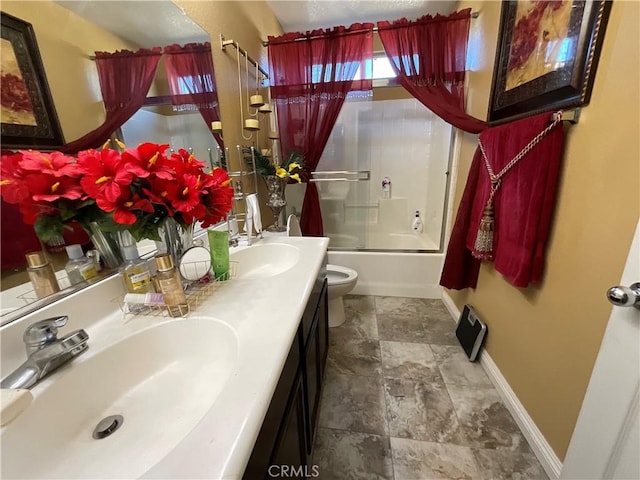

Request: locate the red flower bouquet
(1, 141), (234, 243)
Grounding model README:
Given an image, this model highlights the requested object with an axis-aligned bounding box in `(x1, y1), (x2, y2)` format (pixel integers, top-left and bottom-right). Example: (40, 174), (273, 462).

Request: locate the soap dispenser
(411, 210), (424, 234)
(120, 244), (155, 295)
(382, 177), (392, 199)
(64, 244), (98, 286)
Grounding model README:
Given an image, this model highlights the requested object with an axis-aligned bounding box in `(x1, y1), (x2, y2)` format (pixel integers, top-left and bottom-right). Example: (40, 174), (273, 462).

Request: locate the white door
(561, 220), (640, 479)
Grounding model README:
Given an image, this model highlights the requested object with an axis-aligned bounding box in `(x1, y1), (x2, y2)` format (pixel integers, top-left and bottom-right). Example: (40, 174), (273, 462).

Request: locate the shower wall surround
(310, 97), (452, 250)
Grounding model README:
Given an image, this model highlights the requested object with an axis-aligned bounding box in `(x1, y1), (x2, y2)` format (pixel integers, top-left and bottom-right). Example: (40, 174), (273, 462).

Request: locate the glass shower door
(314, 98), (373, 249)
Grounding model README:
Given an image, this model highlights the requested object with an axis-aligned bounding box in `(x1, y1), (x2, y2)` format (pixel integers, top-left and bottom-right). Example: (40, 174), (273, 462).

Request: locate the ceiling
(55, 1), (209, 48)
(56, 1), (459, 48)
(266, 0), (458, 32)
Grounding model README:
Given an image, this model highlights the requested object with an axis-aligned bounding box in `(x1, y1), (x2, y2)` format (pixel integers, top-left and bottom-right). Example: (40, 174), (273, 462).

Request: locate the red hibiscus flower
(97, 191), (154, 225)
(19, 150), (80, 177)
(25, 173), (84, 202)
(78, 148), (146, 203)
(122, 142), (174, 180)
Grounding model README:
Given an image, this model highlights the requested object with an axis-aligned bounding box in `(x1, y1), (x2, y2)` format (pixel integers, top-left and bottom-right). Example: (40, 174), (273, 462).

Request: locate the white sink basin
(232, 243), (300, 279)
(1, 317), (237, 479)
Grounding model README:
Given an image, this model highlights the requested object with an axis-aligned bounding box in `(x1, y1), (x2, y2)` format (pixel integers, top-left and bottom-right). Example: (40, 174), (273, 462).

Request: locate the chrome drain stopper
(92, 415), (124, 439)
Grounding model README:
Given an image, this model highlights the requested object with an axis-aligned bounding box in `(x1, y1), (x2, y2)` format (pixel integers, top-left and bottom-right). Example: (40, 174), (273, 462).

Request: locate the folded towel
(246, 194), (262, 234)
(440, 111), (564, 289)
(244, 199), (253, 235)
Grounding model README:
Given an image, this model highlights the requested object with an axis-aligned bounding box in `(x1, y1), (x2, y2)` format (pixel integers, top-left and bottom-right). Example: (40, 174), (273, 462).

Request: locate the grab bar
(310, 170), (370, 182)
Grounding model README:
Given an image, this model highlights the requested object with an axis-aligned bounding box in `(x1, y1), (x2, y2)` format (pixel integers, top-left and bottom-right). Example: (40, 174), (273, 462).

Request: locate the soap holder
(117, 261), (237, 319)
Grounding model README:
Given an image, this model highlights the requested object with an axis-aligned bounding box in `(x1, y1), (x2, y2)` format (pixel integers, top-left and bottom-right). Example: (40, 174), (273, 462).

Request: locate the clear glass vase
(264, 175), (287, 232)
(82, 221), (124, 269)
(154, 218), (195, 265)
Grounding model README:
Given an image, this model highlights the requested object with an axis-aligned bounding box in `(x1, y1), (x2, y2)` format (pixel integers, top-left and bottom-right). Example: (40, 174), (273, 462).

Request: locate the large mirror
(0, 0), (219, 324)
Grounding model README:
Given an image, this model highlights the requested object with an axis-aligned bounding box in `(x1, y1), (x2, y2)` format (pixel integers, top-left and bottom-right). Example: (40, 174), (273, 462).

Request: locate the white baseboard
(440, 291), (563, 479)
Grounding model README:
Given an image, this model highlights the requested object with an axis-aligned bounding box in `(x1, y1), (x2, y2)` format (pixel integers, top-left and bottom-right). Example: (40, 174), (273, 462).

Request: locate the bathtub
(325, 230), (439, 250)
(327, 248), (444, 299)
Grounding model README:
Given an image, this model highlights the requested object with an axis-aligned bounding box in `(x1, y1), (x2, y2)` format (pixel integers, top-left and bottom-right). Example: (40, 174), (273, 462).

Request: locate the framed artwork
(1, 11), (64, 149)
(488, 1), (612, 125)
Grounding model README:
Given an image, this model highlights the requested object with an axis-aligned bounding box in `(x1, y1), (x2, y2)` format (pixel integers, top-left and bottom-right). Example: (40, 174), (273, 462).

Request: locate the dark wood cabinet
(243, 333), (302, 479)
(301, 280), (328, 454)
(269, 375), (307, 479)
(243, 269), (328, 480)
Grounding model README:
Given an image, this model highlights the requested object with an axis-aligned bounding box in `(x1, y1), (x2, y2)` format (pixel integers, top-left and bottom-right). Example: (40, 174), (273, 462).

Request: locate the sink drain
(92, 415), (124, 439)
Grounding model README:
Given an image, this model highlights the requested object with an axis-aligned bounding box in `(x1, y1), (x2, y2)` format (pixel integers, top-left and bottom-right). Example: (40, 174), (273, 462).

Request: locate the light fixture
(244, 119), (259, 130)
(211, 121), (223, 134)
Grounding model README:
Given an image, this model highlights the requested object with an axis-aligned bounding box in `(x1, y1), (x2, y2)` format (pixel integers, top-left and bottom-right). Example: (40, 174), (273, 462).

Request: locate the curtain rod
(220, 34), (269, 79)
(262, 11), (479, 47)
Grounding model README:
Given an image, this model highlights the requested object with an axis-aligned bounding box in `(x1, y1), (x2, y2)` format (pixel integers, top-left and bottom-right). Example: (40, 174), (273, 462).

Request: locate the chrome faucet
(0, 316), (89, 389)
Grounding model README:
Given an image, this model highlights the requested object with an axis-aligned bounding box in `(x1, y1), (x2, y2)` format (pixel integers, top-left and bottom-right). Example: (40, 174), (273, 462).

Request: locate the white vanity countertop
(0, 235), (329, 480)
(146, 235), (329, 479)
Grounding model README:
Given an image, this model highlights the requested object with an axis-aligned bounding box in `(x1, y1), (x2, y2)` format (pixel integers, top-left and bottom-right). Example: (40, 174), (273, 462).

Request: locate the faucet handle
(23, 316), (68, 354)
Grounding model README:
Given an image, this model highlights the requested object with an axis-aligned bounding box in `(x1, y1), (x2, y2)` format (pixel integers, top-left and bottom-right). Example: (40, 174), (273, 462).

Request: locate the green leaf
(34, 215), (64, 242)
(243, 147), (276, 176)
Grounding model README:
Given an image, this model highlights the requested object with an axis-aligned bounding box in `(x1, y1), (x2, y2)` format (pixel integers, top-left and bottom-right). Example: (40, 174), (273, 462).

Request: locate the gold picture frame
(488, 1), (612, 125)
(1, 11), (64, 149)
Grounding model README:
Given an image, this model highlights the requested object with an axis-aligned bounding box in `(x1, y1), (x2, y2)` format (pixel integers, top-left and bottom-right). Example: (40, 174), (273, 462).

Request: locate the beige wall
(1, 1), (136, 142)
(451, 1), (640, 460)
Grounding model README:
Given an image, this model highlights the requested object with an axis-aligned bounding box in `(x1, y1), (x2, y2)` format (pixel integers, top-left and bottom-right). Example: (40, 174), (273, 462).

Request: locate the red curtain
(377, 9), (487, 134)
(268, 24), (374, 236)
(59, 48), (162, 154)
(163, 43), (223, 148)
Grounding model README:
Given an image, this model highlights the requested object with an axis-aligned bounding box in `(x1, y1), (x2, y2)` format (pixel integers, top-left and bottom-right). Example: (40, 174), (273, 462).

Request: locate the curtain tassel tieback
(471, 111), (563, 260)
(473, 179), (500, 259)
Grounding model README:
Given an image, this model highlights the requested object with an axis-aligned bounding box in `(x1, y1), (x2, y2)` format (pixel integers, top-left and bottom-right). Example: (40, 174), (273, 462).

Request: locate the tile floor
(312, 295), (548, 480)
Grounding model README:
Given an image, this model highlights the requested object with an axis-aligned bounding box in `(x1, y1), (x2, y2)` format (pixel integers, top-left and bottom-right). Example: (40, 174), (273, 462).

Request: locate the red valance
(163, 42), (222, 147)
(377, 9), (487, 133)
(59, 47), (162, 153)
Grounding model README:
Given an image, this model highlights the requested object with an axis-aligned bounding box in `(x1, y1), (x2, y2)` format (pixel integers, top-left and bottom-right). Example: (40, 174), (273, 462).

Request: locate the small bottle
(86, 249), (101, 272)
(120, 245), (155, 294)
(25, 251), (60, 299)
(65, 244), (98, 286)
(411, 210), (424, 234)
(227, 214), (240, 247)
(382, 177), (391, 199)
(154, 253), (188, 317)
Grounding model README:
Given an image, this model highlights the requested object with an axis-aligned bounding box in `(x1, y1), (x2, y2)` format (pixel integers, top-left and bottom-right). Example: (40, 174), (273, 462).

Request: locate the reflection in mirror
(0, 1), (217, 325)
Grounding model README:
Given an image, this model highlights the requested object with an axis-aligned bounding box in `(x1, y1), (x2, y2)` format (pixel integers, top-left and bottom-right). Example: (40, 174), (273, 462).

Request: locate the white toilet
(287, 215), (358, 327)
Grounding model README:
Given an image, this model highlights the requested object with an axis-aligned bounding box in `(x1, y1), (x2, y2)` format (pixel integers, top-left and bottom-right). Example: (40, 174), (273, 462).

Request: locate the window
(176, 74), (215, 94)
(372, 53), (396, 79)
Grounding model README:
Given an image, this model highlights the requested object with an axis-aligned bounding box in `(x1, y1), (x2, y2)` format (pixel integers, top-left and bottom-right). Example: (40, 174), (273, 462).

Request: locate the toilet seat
(326, 264), (357, 286)
(286, 215), (357, 328)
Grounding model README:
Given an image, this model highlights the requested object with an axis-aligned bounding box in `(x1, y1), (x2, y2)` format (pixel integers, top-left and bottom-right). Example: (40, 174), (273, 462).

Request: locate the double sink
(0, 236), (328, 479)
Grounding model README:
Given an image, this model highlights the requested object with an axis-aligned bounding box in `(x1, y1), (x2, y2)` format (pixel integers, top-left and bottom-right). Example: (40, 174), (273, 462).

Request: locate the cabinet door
(243, 333), (301, 480)
(317, 280), (329, 379)
(303, 280), (328, 454)
(269, 375), (307, 479)
(304, 320), (320, 454)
